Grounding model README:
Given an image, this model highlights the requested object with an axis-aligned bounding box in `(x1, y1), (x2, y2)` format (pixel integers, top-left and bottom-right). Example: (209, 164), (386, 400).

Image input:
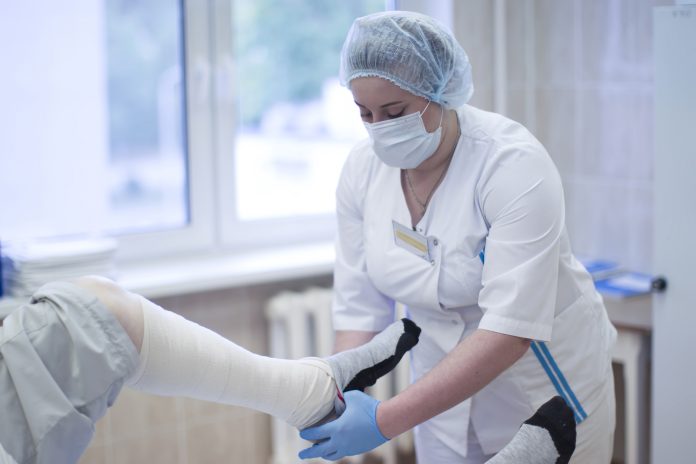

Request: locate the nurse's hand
(298, 390), (388, 461)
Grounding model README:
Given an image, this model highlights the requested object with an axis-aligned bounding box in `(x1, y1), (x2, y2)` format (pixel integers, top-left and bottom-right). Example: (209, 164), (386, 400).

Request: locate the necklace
(404, 119), (460, 214)
(404, 162), (447, 213)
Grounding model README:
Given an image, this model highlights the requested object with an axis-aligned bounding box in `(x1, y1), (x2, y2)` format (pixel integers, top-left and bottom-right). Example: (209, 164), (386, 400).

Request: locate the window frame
(115, 0), (215, 262)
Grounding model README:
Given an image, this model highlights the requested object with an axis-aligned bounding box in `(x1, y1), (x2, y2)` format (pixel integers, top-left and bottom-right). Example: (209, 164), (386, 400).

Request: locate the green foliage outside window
(233, 0), (384, 127)
(106, 0), (182, 157)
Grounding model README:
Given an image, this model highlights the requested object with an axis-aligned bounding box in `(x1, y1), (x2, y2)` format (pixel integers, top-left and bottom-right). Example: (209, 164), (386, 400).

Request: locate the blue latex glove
(298, 390), (388, 461)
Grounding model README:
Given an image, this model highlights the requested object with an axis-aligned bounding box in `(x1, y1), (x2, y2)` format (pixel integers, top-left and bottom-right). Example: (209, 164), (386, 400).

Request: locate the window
(217, 0), (387, 248)
(105, 0), (188, 234)
(231, 1), (383, 221)
(0, 0), (390, 260)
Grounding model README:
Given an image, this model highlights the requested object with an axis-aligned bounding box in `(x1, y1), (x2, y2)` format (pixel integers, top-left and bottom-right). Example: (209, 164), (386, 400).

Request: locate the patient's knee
(71, 275), (144, 351)
(72, 276), (130, 310)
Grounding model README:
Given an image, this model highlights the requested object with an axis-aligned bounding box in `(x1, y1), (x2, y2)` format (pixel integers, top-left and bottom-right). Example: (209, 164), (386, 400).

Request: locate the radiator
(265, 287), (413, 464)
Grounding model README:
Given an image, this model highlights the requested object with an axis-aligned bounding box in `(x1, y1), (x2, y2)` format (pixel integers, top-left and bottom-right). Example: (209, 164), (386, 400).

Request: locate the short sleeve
(332, 146), (395, 332)
(476, 141), (565, 341)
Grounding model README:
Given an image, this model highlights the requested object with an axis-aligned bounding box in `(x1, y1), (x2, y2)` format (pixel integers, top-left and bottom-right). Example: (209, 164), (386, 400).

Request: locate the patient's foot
(327, 318), (421, 393)
(486, 396), (576, 464)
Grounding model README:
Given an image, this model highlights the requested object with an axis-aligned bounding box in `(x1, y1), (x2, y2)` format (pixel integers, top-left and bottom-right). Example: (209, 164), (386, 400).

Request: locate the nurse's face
(350, 77), (441, 132)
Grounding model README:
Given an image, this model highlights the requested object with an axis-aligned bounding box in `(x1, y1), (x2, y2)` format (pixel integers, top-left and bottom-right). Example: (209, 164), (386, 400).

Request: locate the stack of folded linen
(1, 237), (118, 299)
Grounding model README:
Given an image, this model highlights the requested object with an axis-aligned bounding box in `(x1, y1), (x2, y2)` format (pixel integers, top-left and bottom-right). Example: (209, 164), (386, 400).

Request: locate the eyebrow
(355, 100), (404, 109)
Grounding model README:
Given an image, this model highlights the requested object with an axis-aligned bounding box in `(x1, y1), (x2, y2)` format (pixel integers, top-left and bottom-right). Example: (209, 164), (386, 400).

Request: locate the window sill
(118, 242), (335, 299)
(0, 242), (335, 318)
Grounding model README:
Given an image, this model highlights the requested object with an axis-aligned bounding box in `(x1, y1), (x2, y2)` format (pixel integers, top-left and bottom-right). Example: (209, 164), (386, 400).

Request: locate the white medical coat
(332, 104), (617, 459)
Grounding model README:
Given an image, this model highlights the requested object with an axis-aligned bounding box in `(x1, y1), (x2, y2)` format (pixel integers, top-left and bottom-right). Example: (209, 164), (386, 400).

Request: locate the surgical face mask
(363, 101), (443, 169)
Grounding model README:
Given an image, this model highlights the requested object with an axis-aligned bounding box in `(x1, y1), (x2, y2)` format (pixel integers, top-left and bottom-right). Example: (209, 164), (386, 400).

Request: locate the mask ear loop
(421, 100), (445, 132)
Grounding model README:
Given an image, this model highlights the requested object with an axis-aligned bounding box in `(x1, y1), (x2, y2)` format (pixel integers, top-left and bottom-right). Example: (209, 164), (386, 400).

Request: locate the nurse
(299, 10), (617, 464)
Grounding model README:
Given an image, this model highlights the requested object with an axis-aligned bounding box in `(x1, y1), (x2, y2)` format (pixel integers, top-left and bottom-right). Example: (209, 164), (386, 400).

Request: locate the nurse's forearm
(333, 330), (378, 353)
(376, 328), (531, 439)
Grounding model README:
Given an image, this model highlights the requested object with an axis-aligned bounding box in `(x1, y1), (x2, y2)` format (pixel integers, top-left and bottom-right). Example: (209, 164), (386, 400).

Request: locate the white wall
(0, 1), (110, 240)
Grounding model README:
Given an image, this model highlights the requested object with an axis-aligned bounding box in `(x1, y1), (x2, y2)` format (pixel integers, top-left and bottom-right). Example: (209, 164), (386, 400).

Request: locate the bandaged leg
(126, 297), (420, 430)
(126, 297), (337, 429)
(486, 396), (576, 464)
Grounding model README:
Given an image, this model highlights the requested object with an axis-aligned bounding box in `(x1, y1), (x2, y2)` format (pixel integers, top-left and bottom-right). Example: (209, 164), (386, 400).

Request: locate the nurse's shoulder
(459, 105), (558, 183)
(457, 104), (544, 152)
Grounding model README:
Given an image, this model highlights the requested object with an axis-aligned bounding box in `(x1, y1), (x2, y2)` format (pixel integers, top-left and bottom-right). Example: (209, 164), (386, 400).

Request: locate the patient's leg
(73, 276), (419, 430)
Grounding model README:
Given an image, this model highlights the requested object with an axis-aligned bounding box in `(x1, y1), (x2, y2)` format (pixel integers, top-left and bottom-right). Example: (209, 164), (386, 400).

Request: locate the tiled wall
(455, 0), (670, 272)
(78, 275), (332, 464)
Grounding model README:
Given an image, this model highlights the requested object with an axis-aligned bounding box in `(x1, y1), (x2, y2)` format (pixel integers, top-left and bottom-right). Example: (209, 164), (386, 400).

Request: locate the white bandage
(126, 297), (336, 429)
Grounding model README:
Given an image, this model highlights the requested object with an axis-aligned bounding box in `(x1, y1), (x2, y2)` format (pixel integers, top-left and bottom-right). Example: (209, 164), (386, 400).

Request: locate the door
(652, 5), (696, 462)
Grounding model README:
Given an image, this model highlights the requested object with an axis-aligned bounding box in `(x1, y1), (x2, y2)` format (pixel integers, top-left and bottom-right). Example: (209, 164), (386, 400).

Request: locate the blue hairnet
(339, 11), (473, 109)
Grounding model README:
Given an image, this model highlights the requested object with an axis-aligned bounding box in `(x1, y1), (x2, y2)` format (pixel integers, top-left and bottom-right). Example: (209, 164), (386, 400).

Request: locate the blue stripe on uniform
(530, 342), (581, 423)
(530, 341), (586, 423)
(537, 341), (587, 420)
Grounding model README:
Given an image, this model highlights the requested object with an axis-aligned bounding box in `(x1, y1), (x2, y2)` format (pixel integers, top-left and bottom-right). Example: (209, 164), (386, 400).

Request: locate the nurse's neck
(409, 109), (460, 177)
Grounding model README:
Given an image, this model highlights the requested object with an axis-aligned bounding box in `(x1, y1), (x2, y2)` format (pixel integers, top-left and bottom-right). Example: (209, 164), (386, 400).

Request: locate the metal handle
(651, 276), (668, 292)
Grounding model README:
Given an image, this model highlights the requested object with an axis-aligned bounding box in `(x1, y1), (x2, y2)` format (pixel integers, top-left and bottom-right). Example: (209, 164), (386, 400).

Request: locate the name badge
(392, 220), (435, 262)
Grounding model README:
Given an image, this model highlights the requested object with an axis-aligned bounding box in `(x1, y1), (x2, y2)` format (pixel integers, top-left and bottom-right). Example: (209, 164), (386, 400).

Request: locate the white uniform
(332, 105), (617, 462)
